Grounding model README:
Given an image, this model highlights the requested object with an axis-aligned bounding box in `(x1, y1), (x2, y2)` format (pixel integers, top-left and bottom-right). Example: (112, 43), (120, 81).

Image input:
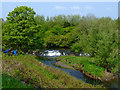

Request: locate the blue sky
(2, 2), (118, 21)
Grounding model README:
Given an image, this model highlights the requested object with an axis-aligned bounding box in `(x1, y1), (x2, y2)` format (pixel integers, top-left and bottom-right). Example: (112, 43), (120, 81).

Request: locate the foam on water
(39, 50), (91, 57)
(41, 50), (62, 56)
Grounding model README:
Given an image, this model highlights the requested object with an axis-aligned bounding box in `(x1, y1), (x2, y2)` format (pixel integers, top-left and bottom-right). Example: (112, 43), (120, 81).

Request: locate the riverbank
(2, 53), (104, 88)
(53, 61), (75, 70)
(56, 55), (118, 82)
(2, 73), (34, 88)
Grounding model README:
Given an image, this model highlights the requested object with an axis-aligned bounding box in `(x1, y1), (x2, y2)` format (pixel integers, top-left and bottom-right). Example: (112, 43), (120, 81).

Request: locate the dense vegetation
(2, 6), (119, 76)
(2, 53), (104, 88)
(57, 56), (106, 77)
(2, 73), (34, 88)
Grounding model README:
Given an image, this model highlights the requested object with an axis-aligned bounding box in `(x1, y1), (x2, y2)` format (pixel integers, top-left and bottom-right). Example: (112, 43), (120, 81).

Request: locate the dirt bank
(77, 67), (118, 82)
(54, 61), (75, 70)
(55, 60), (118, 82)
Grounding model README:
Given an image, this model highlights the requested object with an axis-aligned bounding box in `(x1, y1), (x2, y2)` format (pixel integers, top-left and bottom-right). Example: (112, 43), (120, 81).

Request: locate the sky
(2, 2), (118, 21)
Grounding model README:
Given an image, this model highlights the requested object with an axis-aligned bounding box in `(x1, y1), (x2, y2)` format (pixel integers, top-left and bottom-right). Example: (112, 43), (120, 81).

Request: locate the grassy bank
(2, 73), (34, 88)
(57, 55), (106, 78)
(2, 53), (105, 88)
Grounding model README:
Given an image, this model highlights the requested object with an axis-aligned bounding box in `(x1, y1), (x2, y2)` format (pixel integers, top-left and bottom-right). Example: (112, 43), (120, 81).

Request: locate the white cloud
(106, 8), (111, 11)
(71, 6), (80, 10)
(55, 6), (66, 10)
(85, 6), (93, 10)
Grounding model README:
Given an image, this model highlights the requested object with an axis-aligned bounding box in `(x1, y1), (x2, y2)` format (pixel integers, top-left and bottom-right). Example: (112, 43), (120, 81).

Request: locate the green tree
(44, 26), (73, 48)
(71, 17), (118, 72)
(2, 6), (41, 52)
(35, 15), (45, 25)
(67, 15), (81, 26)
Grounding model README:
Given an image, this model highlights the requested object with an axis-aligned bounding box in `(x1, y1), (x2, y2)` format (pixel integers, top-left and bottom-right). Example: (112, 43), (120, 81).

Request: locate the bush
(71, 17), (118, 72)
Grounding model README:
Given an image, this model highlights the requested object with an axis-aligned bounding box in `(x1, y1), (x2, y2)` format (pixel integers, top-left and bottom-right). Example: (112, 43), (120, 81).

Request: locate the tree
(67, 15), (81, 26)
(0, 18), (3, 50)
(2, 6), (41, 52)
(44, 25), (73, 48)
(35, 15), (45, 25)
(71, 17), (118, 72)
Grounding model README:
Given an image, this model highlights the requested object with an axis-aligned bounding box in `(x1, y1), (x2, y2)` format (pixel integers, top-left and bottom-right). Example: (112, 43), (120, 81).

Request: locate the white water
(39, 50), (90, 57)
(37, 49), (119, 88)
(43, 50), (61, 56)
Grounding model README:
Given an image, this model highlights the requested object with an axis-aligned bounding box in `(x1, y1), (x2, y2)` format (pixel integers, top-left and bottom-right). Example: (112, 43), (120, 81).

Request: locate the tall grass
(2, 73), (34, 88)
(2, 53), (104, 88)
(57, 56), (106, 77)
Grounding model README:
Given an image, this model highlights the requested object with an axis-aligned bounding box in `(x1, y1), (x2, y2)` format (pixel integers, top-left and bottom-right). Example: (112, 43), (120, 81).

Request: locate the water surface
(36, 49), (119, 88)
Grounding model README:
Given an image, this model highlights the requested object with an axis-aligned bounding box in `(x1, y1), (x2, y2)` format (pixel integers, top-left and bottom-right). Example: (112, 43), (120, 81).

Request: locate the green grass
(2, 73), (34, 88)
(2, 53), (105, 88)
(57, 56), (106, 77)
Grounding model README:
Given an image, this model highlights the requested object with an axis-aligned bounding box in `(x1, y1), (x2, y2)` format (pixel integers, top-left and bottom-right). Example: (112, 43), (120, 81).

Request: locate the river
(35, 49), (119, 89)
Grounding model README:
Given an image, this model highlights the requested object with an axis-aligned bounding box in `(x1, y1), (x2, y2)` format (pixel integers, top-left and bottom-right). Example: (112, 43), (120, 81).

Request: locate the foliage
(2, 73), (34, 88)
(2, 6), (118, 73)
(2, 53), (104, 88)
(57, 56), (106, 77)
(35, 15), (45, 25)
(44, 26), (73, 48)
(71, 17), (118, 72)
(2, 6), (43, 52)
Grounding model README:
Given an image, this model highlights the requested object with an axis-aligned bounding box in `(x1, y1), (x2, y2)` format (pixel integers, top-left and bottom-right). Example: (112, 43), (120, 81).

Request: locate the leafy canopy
(2, 6), (41, 52)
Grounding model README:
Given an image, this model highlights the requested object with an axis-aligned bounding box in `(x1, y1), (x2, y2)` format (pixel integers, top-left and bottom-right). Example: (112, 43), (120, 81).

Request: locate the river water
(35, 49), (119, 88)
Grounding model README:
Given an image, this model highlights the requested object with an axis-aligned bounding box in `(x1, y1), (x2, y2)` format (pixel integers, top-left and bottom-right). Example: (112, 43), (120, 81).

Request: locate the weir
(36, 49), (119, 88)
